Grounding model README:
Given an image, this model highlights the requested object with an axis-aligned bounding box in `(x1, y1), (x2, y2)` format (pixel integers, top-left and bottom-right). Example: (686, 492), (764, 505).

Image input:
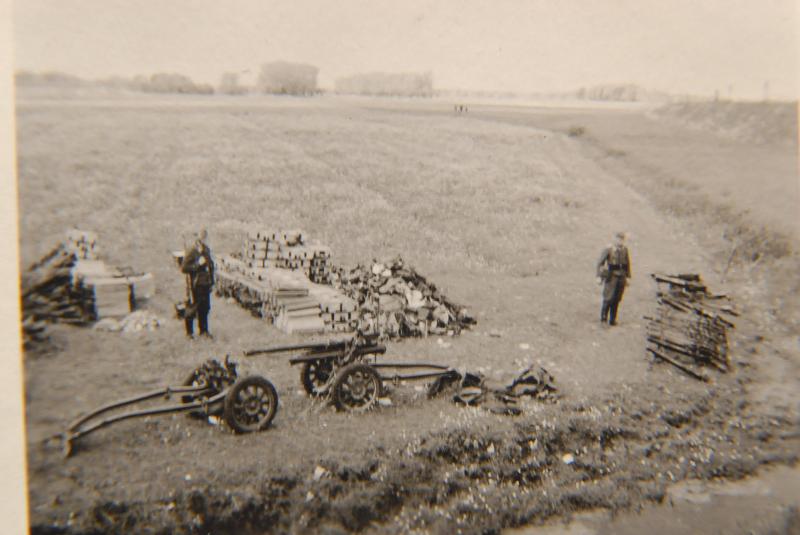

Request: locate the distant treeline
(335, 72), (433, 97)
(16, 70), (214, 94)
(574, 84), (668, 102)
(15, 64), (440, 98)
(15, 62), (322, 96)
(15, 63), (320, 96)
(440, 84), (673, 103)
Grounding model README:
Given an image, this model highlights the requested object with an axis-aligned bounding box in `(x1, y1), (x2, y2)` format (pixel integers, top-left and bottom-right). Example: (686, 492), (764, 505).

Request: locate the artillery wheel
(300, 359), (335, 397)
(182, 370), (222, 417)
(331, 363), (382, 412)
(223, 376), (278, 433)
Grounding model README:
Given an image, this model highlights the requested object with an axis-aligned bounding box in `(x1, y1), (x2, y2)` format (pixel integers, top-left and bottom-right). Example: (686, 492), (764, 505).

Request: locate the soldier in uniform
(596, 232), (631, 326)
(182, 229), (215, 338)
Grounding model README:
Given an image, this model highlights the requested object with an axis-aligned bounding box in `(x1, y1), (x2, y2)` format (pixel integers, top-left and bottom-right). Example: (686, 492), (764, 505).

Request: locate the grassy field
(17, 93), (800, 533)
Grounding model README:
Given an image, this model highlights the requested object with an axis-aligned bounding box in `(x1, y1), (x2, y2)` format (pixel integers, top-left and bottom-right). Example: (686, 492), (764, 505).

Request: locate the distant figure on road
(182, 229), (215, 339)
(596, 232), (631, 326)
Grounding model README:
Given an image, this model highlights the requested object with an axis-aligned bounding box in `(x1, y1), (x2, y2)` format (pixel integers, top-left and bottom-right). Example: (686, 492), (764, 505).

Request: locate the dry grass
(16, 93), (800, 533)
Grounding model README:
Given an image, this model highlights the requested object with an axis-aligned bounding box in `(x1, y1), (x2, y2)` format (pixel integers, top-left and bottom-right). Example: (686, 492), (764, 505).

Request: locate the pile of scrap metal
(22, 230), (155, 349)
(428, 366), (559, 415)
(333, 256), (476, 338)
(645, 273), (737, 381)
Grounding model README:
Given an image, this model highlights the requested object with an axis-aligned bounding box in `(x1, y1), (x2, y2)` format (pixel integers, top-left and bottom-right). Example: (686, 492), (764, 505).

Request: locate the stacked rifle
(645, 273), (737, 381)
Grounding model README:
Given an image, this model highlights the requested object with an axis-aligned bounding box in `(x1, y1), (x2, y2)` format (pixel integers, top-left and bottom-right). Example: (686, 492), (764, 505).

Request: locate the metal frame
(246, 335), (457, 399)
(61, 383), (225, 456)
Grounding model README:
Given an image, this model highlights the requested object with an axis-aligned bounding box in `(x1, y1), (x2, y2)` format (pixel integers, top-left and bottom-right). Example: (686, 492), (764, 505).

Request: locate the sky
(12, 0), (800, 99)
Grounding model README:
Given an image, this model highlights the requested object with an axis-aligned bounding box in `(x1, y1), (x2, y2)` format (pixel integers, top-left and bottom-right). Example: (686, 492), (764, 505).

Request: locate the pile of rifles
(645, 273), (737, 382)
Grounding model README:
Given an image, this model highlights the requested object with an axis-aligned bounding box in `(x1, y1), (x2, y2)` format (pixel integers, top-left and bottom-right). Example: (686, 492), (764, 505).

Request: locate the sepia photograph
(5, 1), (799, 533)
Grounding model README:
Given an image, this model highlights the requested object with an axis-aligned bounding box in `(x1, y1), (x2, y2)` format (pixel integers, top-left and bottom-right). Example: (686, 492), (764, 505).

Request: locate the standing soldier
(596, 232), (631, 326)
(182, 229), (215, 338)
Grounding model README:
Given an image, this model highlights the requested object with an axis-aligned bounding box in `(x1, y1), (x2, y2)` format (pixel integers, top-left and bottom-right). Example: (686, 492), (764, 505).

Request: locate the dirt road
(18, 94), (799, 533)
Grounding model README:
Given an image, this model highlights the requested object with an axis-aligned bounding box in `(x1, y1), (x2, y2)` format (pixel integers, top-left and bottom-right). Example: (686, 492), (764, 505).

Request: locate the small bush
(567, 126), (585, 138)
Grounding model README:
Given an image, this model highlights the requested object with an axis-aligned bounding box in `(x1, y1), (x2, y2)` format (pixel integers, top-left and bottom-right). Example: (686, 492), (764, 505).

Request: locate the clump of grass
(567, 126), (586, 138)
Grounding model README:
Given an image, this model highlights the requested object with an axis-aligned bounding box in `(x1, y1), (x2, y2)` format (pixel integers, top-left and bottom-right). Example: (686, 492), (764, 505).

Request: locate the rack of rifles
(645, 273), (738, 382)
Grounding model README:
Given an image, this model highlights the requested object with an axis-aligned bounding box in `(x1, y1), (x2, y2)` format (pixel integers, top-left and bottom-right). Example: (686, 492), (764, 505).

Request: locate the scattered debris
(645, 273), (737, 381)
(93, 311), (162, 333)
(505, 366), (559, 400)
(429, 365), (559, 415)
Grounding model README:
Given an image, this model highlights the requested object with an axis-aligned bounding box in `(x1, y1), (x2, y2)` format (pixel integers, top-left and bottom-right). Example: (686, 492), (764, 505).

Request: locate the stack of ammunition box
(71, 259), (155, 320)
(319, 295), (359, 332)
(215, 229), (348, 334)
(22, 230), (156, 349)
(65, 230), (154, 319)
(309, 248), (333, 284)
(239, 229), (333, 282)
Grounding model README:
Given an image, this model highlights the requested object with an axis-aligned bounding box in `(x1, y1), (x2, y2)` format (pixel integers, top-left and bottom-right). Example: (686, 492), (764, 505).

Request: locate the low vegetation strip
(651, 101), (798, 146)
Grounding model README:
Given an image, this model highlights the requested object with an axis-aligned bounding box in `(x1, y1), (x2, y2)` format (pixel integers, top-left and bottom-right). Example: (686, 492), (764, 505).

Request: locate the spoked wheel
(223, 376), (278, 433)
(300, 359), (335, 397)
(332, 364), (382, 412)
